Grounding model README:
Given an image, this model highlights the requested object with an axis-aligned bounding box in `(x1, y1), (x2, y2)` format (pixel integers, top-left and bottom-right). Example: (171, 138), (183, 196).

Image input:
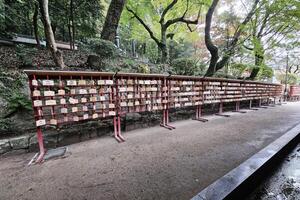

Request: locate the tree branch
(164, 0), (201, 29)
(126, 6), (162, 47)
(159, 0), (178, 24)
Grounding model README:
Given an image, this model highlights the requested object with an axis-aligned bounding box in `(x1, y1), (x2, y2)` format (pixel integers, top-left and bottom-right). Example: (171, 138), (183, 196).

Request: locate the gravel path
(1, 102), (300, 200)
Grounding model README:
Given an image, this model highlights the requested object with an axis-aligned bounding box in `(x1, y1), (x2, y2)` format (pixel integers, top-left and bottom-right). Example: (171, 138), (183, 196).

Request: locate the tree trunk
(204, 0), (219, 77)
(248, 51), (264, 80)
(70, 0), (75, 50)
(38, 0), (65, 69)
(4, 0), (16, 34)
(204, 0), (259, 77)
(101, 0), (126, 42)
(248, 37), (264, 80)
(160, 27), (168, 63)
(33, 2), (40, 48)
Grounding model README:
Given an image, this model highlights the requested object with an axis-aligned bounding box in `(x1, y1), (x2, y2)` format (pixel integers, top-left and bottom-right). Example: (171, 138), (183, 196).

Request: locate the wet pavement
(246, 143), (300, 200)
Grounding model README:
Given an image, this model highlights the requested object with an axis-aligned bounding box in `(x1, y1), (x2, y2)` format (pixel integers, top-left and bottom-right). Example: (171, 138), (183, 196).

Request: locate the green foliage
(87, 38), (120, 58)
(137, 63), (150, 74)
(0, 118), (12, 133)
(171, 58), (199, 76)
(1, 0), (104, 41)
(6, 91), (32, 116)
(256, 65), (274, 80)
(230, 63), (248, 78)
(15, 44), (38, 66)
(276, 73), (299, 85)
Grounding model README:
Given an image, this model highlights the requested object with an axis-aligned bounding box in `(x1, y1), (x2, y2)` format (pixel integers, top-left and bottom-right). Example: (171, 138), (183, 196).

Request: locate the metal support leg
(114, 116), (125, 142)
(232, 101), (246, 113)
(259, 99), (268, 109)
(160, 109), (175, 130)
(215, 102), (230, 117)
(35, 127), (45, 163)
(248, 100), (258, 110)
(193, 105), (208, 122)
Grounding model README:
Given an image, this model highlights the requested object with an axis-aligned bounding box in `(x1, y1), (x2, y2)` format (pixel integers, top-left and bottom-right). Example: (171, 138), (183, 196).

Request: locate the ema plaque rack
(289, 85), (300, 101)
(25, 70), (283, 162)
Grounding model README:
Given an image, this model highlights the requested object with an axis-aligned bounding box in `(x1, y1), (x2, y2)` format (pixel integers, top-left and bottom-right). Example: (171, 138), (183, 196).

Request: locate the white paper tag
(97, 80), (105, 85)
(105, 80), (114, 85)
(32, 80), (38, 86)
(50, 119), (57, 125)
(89, 96), (97, 102)
(36, 119), (46, 126)
(61, 108), (68, 113)
(109, 111), (116, 116)
(33, 100), (43, 107)
(99, 96), (105, 101)
(67, 80), (77, 86)
(58, 89), (65, 95)
(32, 90), (41, 97)
(44, 90), (55, 96)
(42, 80), (54, 86)
(120, 102), (127, 107)
(70, 89), (76, 94)
(73, 116), (79, 121)
(45, 100), (56, 106)
(78, 80), (86, 85)
(60, 98), (66, 104)
(119, 87), (127, 92)
(82, 106), (88, 111)
(127, 87), (134, 92)
(72, 107), (78, 112)
(79, 89), (87, 94)
(83, 114), (89, 120)
(89, 88), (97, 94)
(81, 98), (87, 103)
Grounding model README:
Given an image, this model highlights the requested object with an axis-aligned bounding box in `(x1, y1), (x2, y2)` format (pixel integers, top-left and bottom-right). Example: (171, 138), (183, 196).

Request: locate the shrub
(15, 44), (38, 67)
(171, 58), (198, 76)
(137, 64), (150, 74)
(230, 63), (248, 78)
(84, 38), (119, 58)
(5, 91), (32, 117)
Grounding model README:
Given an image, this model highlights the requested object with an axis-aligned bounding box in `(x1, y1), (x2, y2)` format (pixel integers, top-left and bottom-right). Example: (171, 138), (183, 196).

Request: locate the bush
(16, 44), (38, 67)
(137, 64), (150, 74)
(230, 63), (248, 78)
(83, 38), (119, 58)
(171, 58), (198, 76)
(5, 91), (32, 117)
(257, 65), (274, 81)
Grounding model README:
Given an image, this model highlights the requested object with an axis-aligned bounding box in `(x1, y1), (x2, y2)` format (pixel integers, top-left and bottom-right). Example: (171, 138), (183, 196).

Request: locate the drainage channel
(246, 143), (300, 199)
(192, 123), (300, 200)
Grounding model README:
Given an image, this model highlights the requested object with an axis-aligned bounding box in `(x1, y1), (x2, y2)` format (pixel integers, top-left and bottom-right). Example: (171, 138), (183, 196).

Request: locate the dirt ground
(1, 102), (300, 200)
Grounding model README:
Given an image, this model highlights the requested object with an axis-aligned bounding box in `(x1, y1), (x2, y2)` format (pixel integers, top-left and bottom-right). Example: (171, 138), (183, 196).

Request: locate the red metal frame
(24, 70), (283, 163)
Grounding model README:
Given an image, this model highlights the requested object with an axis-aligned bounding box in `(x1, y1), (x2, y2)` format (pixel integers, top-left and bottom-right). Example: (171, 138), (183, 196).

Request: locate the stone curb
(191, 123), (300, 200)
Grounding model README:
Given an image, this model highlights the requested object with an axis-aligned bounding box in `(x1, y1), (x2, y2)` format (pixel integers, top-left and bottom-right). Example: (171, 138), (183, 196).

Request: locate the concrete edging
(191, 123), (300, 200)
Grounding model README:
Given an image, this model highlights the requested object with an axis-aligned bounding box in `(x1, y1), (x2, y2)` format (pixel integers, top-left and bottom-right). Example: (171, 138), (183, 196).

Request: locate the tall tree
(126, 0), (202, 63)
(204, 0), (260, 76)
(38, 0), (65, 69)
(245, 0), (300, 80)
(33, 1), (40, 48)
(101, 0), (127, 42)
